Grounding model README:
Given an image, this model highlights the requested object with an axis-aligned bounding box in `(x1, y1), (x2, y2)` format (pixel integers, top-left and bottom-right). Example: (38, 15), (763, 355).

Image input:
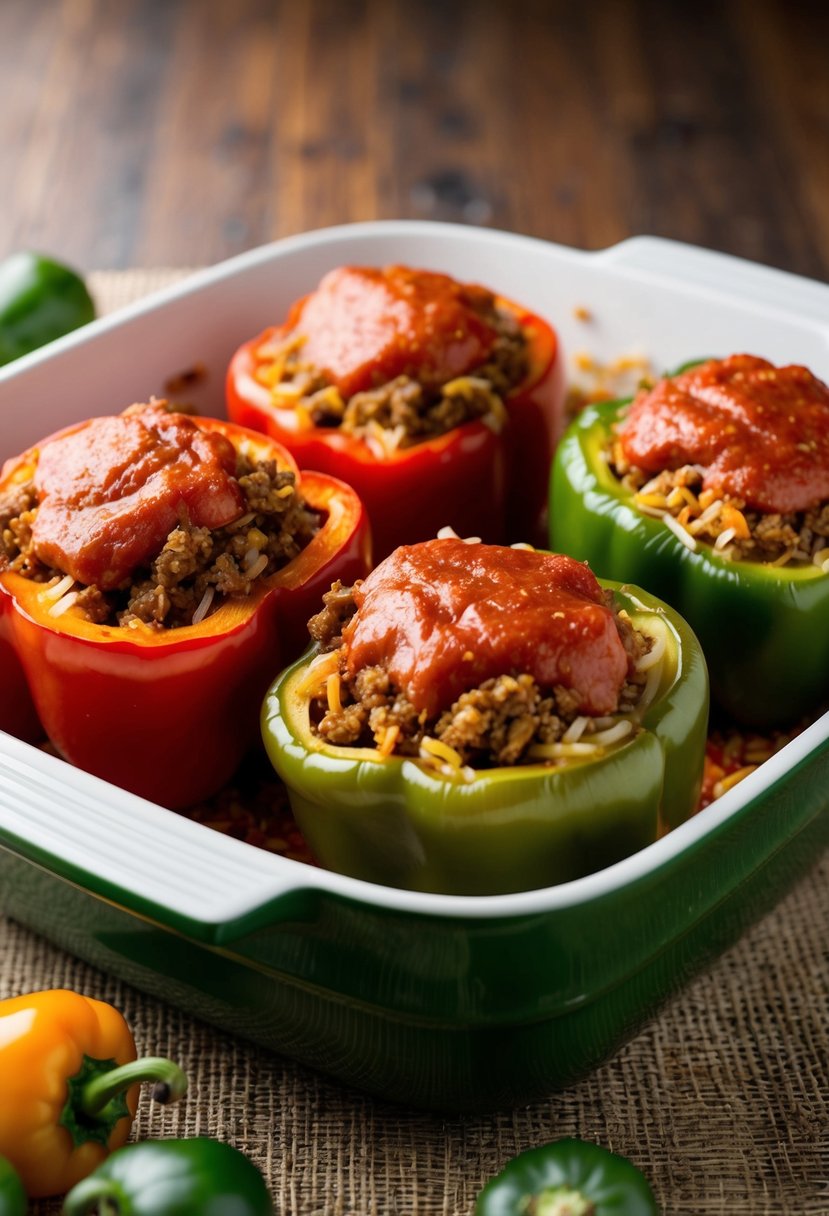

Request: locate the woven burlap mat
(2, 269), (827, 1215)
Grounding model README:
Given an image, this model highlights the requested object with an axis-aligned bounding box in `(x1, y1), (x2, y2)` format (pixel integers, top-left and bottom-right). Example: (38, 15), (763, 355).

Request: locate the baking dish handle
(0, 731), (315, 943)
(596, 236), (829, 333)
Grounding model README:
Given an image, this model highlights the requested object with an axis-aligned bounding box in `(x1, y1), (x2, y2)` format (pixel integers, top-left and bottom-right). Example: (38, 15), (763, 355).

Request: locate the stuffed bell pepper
(0, 401), (369, 807)
(262, 536), (708, 895)
(551, 354), (829, 728)
(226, 264), (563, 557)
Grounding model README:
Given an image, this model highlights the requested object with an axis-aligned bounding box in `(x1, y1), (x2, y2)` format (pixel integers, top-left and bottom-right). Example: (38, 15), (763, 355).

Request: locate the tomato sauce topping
(342, 539), (629, 718)
(282, 266), (499, 398)
(33, 404), (244, 589)
(618, 354), (829, 513)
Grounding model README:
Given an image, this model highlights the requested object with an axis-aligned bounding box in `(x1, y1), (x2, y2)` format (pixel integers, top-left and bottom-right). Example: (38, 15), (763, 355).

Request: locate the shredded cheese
(420, 736), (464, 769)
(296, 651), (342, 698)
(39, 574), (75, 603)
(661, 512), (698, 550)
(712, 765), (756, 799)
(49, 591), (80, 618)
(191, 586), (215, 625)
(325, 672), (343, 715)
(635, 628), (667, 672)
(589, 720), (634, 747)
(378, 725), (400, 757)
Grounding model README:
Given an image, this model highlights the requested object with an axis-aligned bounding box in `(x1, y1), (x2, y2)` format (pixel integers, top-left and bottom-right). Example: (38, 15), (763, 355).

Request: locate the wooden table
(2, 0), (828, 279)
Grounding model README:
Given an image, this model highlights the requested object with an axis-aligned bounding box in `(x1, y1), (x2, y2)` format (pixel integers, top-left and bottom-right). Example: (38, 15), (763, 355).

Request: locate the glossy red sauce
(33, 404), (244, 589)
(282, 266), (499, 398)
(619, 354), (829, 513)
(343, 539), (629, 718)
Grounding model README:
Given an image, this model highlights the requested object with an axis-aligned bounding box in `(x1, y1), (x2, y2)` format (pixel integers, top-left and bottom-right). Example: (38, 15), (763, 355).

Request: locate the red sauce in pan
(343, 538), (629, 718)
(618, 354), (829, 513)
(33, 404), (244, 589)
(281, 266), (499, 398)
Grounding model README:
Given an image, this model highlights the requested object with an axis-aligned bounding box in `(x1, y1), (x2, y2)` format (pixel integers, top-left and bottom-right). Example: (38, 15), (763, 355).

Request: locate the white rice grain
(191, 586), (215, 625)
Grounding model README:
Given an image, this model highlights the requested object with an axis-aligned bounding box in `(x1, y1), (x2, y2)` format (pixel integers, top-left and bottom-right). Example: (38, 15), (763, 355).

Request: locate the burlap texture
(1, 270), (826, 1215)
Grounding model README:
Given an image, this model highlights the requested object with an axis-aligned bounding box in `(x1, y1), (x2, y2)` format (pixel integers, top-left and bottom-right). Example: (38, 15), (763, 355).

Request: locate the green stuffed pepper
(62, 1138), (273, 1216)
(262, 537), (708, 896)
(551, 355), (829, 729)
(475, 1138), (659, 1216)
(0, 251), (95, 366)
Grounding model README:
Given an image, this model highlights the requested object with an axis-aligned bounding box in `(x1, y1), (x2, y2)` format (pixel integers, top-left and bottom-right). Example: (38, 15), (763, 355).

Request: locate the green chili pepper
(550, 399), (829, 728)
(261, 579), (708, 895)
(0, 251), (95, 366)
(475, 1138), (659, 1216)
(61, 1138), (273, 1216)
(0, 1155), (26, 1216)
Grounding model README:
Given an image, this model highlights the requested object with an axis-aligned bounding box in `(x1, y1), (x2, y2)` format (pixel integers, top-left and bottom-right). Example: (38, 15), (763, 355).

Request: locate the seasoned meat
(308, 581), (358, 651)
(0, 456), (319, 630)
(308, 590), (652, 768)
(615, 459), (829, 566)
(262, 303), (529, 446)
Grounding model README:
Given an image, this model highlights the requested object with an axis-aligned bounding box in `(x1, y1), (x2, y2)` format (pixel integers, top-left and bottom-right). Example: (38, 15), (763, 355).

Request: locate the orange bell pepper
(0, 989), (187, 1199)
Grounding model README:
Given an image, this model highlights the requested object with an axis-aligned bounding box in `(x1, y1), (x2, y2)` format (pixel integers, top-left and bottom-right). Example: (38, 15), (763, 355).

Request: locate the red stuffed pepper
(226, 264), (563, 557)
(0, 402), (369, 807)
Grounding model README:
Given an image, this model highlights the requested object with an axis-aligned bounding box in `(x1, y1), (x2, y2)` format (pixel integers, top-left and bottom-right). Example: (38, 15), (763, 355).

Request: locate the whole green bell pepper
(550, 399), (829, 728)
(0, 252), (95, 366)
(0, 1155), (26, 1216)
(261, 579), (708, 896)
(476, 1138), (659, 1216)
(61, 1138), (272, 1216)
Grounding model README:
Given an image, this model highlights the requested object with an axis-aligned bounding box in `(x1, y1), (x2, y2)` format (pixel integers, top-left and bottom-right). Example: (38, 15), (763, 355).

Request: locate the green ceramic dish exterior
(550, 399), (829, 729)
(261, 581), (709, 895)
(1, 726), (827, 1113)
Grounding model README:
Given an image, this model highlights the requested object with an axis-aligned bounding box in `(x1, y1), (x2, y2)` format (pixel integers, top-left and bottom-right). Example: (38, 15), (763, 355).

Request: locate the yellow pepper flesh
(0, 989), (139, 1199)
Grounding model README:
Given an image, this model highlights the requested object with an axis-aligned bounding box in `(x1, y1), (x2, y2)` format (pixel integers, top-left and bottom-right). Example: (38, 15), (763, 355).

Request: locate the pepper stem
(61, 1176), (124, 1216)
(79, 1056), (189, 1116)
(528, 1186), (596, 1216)
(59, 1055), (188, 1150)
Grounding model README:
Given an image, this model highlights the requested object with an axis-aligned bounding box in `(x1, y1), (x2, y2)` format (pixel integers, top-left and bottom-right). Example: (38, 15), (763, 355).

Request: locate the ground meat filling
(611, 447), (829, 567)
(305, 582), (652, 768)
(0, 454), (319, 629)
(256, 301), (529, 449)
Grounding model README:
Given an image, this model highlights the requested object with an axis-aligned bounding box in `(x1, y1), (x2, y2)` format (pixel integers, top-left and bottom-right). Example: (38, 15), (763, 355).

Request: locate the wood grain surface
(1, 0), (828, 276)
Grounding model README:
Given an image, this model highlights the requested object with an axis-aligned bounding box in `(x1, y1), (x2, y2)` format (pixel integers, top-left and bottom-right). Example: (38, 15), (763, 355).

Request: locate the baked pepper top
(0, 401), (320, 630)
(342, 538), (629, 719)
(227, 263), (562, 557)
(618, 354), (829, 514)
(235, 263), (530, 449)
(281, 265), (500, 398)
(33, 404), (245, 589)
(302, 538), (658, 775)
